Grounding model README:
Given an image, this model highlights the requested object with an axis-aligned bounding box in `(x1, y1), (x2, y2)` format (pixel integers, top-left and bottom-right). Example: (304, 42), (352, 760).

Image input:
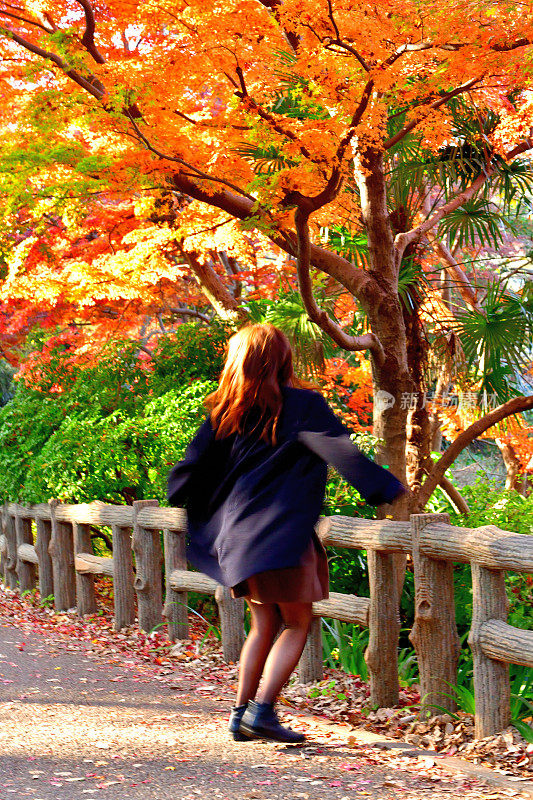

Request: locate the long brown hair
(205, 323), (300, 444)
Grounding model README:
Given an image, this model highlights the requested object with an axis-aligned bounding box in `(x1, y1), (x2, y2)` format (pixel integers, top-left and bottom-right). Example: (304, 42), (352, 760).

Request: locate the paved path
(0, 612), (513, 800)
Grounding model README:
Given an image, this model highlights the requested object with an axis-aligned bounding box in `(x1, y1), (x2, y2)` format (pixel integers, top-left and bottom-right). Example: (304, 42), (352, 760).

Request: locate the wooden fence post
(49, 500), (76, 611)
(74, 522), (97, 616)
(132, 500), (162, 633)
(409, 513), (460, 716)
(214, 585), (245, 663)
(113, 524), (136, 631)
(15, 513), (36, 594)
(469, 564), (510, 738)
(35, 517), (54, 601)
(298, 617), (323, 683)
(4, 507), (18, 589)
(163, 527), (189, 641)
(365, 550), (400, 707)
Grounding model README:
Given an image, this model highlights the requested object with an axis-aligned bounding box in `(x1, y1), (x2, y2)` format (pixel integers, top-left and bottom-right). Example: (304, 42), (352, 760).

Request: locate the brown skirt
(231, 534), (329, 604)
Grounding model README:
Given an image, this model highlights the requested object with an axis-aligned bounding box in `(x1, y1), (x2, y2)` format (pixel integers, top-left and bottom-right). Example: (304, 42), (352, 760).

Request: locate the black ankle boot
(239, 700), (305, 744)
(228, 704), (250, 741)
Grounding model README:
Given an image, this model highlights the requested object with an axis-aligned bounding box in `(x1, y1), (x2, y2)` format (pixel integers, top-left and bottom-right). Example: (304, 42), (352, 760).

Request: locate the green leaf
(320, 225), (369, 269)
(437, 198), (505, 250)
(511, 719), (533, 743)
(453, 281), (533, 400)
(233, 142), (298, 175)
(250, 290), (337, 376)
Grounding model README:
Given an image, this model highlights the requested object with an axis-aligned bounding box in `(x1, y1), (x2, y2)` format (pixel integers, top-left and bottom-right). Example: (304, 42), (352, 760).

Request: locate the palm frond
(491, 159), (533, 216)
(398, 258), (430, 310)
(232, 142), (298, 175)
(437, 198), (505, 249)
(265, 294), (336, 375)
(385, 97), (533, 211)
(268, 49), (329, 121)
(269, 89), (329, 121)
(245, 291), (336, 376)
(320, 225), (369, 269)
(452, 281), (533, 400)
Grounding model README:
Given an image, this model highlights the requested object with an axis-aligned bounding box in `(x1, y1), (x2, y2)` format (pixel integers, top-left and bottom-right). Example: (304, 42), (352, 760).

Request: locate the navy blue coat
(167, 387), (404, 589)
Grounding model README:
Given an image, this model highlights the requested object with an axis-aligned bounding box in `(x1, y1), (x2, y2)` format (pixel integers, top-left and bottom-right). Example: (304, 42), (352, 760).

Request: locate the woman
(167, 324), (404, 744)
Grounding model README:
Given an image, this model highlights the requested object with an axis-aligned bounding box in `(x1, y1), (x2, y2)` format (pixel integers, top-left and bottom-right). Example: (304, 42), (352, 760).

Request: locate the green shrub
(150, 322), (229, 392)
(437, 479), (533, 632)
(0, 324), (225, 504)
(20, 382), (214, 504)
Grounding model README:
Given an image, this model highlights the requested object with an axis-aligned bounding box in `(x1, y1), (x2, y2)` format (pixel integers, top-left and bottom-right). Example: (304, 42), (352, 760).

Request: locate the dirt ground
(0, 598), (526, 800)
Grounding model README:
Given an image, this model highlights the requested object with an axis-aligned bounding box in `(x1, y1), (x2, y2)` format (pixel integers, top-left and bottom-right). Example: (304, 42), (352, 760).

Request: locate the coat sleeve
(167, 417), (215, 507)
(297, 393), (405, 506)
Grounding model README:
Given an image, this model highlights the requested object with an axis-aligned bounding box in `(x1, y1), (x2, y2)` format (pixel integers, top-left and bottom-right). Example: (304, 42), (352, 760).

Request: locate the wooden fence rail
(1, 501), (531, 739)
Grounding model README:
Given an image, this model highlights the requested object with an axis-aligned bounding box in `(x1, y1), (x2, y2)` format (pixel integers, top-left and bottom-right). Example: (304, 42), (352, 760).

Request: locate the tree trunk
(496, 439), (524, 494)
(431, 371), (450, 453)
(355, 149), (411, 501)
(404, 306), (432, 493)
(355, 149), (411, 706)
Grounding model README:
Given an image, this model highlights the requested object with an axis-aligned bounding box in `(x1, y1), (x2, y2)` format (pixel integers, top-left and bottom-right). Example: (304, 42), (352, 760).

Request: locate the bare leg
(256, 602), (313, 704)
(235, 600), (281, 706)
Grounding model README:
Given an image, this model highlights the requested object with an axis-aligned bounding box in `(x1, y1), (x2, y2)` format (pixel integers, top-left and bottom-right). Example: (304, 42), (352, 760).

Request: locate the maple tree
(0, 131), (298, 362)
(0, 192), (215, 363)
(1, 0), (533, 520)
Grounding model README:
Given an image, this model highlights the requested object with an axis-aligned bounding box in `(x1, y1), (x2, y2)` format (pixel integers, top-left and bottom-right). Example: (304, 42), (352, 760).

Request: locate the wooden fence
(1, 501), (532, 739)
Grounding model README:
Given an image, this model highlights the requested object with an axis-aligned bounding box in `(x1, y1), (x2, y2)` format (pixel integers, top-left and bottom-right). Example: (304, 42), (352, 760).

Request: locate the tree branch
(495, 437), (524, 493)
(400, 37), (532, 53)
(256, 0), (300, 52)
(169, 306), (211, 323)
(430, 237), (482, 311)
(0, 23), (105, 100)
(395, 170), (490, 261)
(124, 111), (255, 200)
(76, 0), (106, 64)
(397, 138), (533, 261)
(383, 78), (482, 150)
(335, 78), (374, 162)
(180, 249), (249, 324)
(506, 137), (533, 160)
(0, 9), (377, 315)
(173, 109), (250, 130)
(0, 9), (55, 33)
(218, 251), (243, 299)
(420, 183), (481, 311)
(170, 171), (376, 302)
(325, 1), (370, 71)
(438, 475), (471, 515)
(233, 61), (328, 171)
(416, 395), (533, 508)
(294, 205), (385, 363)
(90, 527), (113, 551)
(335, 46), (414, 164)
